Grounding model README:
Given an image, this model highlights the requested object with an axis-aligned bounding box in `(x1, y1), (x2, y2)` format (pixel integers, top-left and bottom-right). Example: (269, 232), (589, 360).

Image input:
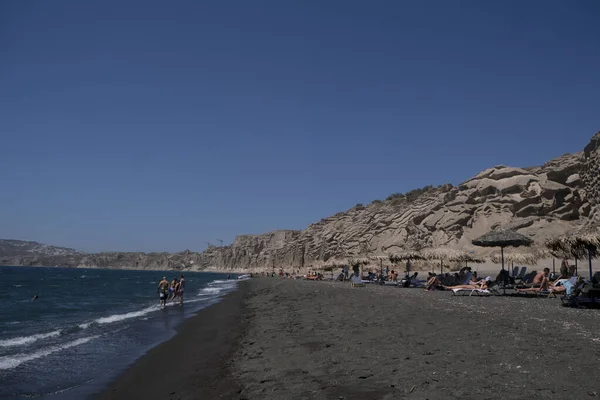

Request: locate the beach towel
(451, 288), (491, 297)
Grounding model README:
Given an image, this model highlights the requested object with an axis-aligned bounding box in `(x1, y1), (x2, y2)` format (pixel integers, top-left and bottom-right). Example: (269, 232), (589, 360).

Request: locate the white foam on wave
(0, 335), (99, 371)
(0, 331), (61, 348)
(78, 322), (92, 330)
(95, 305), (159, 325)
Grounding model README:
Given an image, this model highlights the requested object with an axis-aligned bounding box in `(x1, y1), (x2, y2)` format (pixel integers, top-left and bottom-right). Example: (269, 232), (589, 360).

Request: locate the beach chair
(516, 271), (536, 288)
(485, 280), (501, 295)
(451, 288), (491, 297)
(515, 267), (527, 281)
(351, 282), (365, 288)
(511, 266), (519, 278)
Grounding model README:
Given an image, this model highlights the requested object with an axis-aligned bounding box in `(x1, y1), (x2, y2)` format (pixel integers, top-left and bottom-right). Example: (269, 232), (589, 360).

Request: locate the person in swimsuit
(168, 278), (178, 301)
(158, 277), (170, 306)
(178, 274), (185, 305)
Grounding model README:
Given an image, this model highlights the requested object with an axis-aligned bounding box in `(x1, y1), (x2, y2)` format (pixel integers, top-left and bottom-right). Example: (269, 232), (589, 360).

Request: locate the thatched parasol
(324, 258), (349, 268)
(545, 234), (587, 275)
(490, 247), (549, 266)
(349, 257), (371, 266)
(420, 247), (478, 274)
(389, 249), (424, 275)
(472, 228), (533, 278)
(546, 226), (599, 279)
(464, 253), (486, 264)
(472, 228), (534, 248)
(388, 249), (424, 263)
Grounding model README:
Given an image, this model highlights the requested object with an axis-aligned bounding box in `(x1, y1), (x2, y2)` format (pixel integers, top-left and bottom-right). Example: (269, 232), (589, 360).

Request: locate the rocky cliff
(196, 151), (588, 272)
(2, 132), (598, 271)
(582, 131), (600, 226)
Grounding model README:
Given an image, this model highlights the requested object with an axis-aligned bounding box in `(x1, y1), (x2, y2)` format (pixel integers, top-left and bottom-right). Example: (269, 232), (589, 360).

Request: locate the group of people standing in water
(158, 275), (185, 307)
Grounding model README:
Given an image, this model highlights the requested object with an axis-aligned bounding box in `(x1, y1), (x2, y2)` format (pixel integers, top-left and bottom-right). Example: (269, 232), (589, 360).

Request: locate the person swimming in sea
(32, 294), (39, 301)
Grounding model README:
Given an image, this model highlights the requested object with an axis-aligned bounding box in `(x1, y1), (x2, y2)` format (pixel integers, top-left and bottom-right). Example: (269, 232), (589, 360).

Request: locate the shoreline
(92, 281), (249, 400)
(91, 277), (600, 399)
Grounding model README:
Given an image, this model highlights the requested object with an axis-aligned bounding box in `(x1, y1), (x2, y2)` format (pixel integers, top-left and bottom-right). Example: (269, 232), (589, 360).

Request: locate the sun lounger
(351, 282), (365, 287)
(451, 288), (491, 297)
(515, 266), (527, 281)
(511, 266), (519, 278)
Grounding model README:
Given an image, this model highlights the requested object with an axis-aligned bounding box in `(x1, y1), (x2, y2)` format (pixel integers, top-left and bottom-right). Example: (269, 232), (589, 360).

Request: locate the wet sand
(94, 283), (249, 400)
(96, 278), (600, 399)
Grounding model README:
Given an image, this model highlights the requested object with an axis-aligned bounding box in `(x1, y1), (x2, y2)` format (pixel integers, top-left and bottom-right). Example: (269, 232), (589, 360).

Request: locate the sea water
(0, 266), (242, 399)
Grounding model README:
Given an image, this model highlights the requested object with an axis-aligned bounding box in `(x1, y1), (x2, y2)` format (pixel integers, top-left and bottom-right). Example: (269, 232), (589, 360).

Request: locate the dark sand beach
(96, 278), (600, 400)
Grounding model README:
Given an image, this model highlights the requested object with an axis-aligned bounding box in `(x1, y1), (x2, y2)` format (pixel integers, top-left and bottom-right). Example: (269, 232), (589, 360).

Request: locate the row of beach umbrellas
(311, 225), (599, 280)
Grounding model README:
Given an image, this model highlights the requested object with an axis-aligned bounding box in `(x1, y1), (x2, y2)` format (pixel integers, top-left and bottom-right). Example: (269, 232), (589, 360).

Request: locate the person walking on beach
(178, 274), (185, 305)
(158, 277), (169, 306)
(171, 278), (180, 302)
(168, 277), (177, 301)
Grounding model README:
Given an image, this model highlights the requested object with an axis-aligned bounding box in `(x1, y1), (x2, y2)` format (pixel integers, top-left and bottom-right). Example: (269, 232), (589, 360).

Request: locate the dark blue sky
(1, 0), (599, 252)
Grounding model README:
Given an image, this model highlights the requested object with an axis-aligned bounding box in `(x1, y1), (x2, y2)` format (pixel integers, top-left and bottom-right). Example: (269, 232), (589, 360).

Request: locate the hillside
(0, 240), (85, 267)
(195, 152), (587, 272)
(1, 131), (599, 271)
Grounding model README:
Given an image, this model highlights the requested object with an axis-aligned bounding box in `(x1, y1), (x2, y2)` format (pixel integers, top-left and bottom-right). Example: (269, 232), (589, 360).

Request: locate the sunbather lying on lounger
(425, 274), (442, 291)
(516, 276), (550, 293)
(443, 279), (489, 290)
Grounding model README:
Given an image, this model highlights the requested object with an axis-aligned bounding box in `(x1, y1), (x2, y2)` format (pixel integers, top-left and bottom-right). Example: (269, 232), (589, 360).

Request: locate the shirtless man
(532, 268), (550, 287)
(516, 276), (550, 293)
(158, 277), (170, 306)
(177, 274), (185, 305)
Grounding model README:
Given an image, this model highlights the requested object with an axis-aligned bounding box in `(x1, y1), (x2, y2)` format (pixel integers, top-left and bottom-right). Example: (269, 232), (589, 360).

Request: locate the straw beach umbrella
(545, 234), (587, 276)
(472, 228), (534, 271)
(324, 258), (349, 268)
(389, 249), (424, 275)
(547, 226), (599, 280)
(490, 247), (549, 266)
(388, 249), (424, 263)
(420, 247), (475, 274)
(472, 228), (534, 294)
(574, 226), (600, 280)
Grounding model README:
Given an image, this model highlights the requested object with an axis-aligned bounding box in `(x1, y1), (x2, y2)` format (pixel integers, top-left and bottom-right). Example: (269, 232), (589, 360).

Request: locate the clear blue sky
(1, 0), (599, 252)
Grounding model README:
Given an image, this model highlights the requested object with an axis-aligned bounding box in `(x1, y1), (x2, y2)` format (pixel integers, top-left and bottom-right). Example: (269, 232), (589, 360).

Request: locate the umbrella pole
(575, 258), (578, 276)
(440, 260), (443, 275)
(552, 258), (555, 276)
(589, 248), (593, 281)
(501, 246), (506, 295)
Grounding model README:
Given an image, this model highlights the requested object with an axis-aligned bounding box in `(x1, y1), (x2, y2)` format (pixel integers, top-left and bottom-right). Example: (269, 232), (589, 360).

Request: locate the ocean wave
(95, 305), (159, 325)
(199, 287), (222, 294)
(78, 322), (92, 330)
(0, 336), (99, 371)
(0, 331), (61, 348)
(209, 280), (234, 284)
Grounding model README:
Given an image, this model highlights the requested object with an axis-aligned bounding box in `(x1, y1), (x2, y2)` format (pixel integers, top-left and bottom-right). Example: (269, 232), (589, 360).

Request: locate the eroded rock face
(582, 131), (600, 225)
(195, 151), (589, 272)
